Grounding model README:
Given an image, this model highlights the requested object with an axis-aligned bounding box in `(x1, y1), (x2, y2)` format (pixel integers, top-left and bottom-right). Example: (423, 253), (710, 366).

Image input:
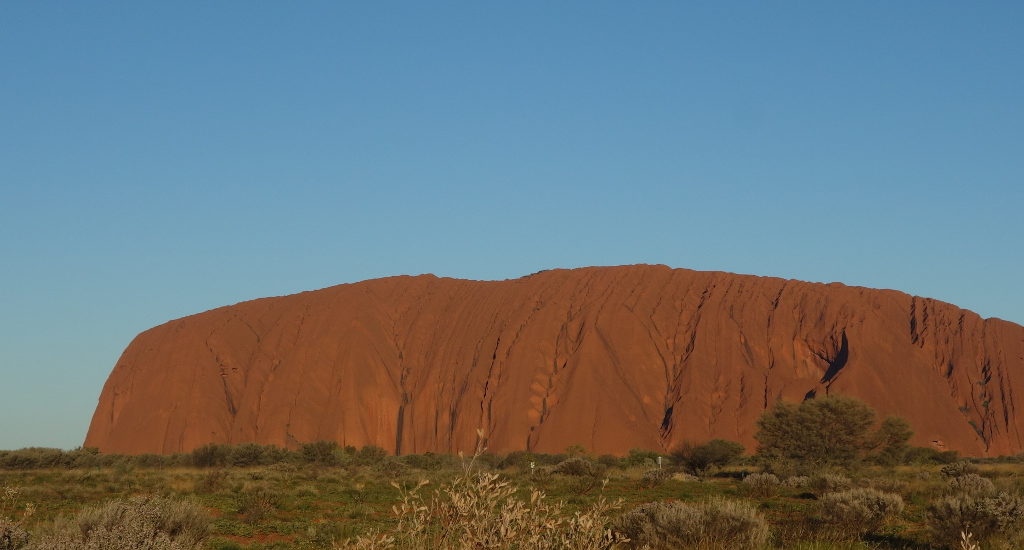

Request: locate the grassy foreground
(3, 448), (1024, 549)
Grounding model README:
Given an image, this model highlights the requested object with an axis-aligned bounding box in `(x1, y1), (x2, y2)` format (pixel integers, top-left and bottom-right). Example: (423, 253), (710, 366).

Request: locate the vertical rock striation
(85, 265), (1024, 456)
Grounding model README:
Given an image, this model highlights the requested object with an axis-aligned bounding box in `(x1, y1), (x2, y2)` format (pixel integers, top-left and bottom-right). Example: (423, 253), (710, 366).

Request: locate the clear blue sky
(1, 2), (1021, 450)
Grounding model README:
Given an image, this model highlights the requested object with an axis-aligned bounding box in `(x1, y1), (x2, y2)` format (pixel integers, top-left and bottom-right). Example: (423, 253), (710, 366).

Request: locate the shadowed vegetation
(3, 398), (1024, 549)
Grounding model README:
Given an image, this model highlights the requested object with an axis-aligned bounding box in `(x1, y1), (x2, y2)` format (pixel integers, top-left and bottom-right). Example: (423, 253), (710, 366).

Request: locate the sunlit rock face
(85, 265), (1024, 457)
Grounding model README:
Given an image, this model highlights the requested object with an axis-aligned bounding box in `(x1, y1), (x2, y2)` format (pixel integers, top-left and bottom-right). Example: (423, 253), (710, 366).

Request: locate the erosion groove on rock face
(84, 265), (1024, 456)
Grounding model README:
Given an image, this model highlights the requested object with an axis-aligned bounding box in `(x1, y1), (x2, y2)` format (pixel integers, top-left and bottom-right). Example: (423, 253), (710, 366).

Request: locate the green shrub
(0, 449), (65, 470)
(64, 448), (101, 469)
(354, 446), (388, 466)
(672, 439), (744, 475)
(399, 452), (453, 471)
(229, 444), (273, 467)
(495, 450), (534, 469)
(869, 417), (914, 465)
(625, 449), (661, 467)
(819, 488), (904, 537)
(759, 458), (799, 478)
(552, 457), (604, 477)
(530, 453), (568, 466)
(904, 446), (960, 465)
(565, 444), (587, 458)
(301, 441), (341, 465)
(614, 499), (769, 550)
(564, 476), (602, 496)
(134, 454), (171, 468)
(755, 396), (912, 469)
(191, 444), (231, 468)
(373, 458), (409, 478)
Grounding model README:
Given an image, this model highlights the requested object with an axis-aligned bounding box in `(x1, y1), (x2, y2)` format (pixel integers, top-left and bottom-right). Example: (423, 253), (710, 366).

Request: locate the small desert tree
(870, 416), (913, 465)
(672, 439), (744, 474)
(755, 395), (911, 470)
(301, 440), (341, 465)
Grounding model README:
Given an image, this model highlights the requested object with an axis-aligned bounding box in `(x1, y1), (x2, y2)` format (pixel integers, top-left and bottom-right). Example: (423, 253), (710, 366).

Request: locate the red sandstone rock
(84, 265), (1024, 456)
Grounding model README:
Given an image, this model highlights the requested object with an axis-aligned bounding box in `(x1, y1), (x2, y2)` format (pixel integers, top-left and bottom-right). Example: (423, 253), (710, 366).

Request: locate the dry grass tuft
(336, 462), (626, 550)
(818, 488), (904, 537)
(742, 473), (780, 498)
(613, 499), (769, 550)
(927, 491), (1024, 549)
(28, 495), (209, 550)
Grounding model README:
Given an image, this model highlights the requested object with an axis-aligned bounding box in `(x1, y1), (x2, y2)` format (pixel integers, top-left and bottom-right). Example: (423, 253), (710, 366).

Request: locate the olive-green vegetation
(2, 397), (1024, 549)
(755, 396), (915, 472)
(673, 439), (745, 475)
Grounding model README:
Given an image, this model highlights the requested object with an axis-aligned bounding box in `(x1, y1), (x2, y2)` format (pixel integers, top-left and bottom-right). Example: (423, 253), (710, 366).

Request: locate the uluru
(85, 265), (1024, 457)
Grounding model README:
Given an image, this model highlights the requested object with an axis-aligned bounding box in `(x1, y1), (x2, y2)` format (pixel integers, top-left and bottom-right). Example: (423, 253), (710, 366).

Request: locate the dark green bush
(904, 446), (960, 465)
(354, 445), (388, 465)
(373, 458), (409, 478)
(495, 450), (535, 469)
(755, 396), (912, 470)
(300, 441), (340, 465)
(229, 443), (270, 467)
(869, 417), (914, 465)
(134, 454), (171, 468)
(625, 449), (661, 467)
(64, 447), (101, 469)
(399, 452), (454, 471)
(552, 457), (604, 477)
(0, 448), (65, 470)
(673, 439), (744, 474)
(191, 444), (231, 468)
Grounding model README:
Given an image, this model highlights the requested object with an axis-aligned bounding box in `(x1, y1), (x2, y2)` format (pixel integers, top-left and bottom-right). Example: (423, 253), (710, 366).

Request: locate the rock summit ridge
(85, 265), (1024, 456)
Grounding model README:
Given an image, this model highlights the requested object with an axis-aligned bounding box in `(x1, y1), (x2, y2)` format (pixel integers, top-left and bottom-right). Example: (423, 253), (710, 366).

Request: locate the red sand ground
(85, 265), (1024, 456)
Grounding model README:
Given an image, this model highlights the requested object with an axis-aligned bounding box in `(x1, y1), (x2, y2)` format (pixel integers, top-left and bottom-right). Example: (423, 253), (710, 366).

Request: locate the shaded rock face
(85, 265), (1024, 456)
